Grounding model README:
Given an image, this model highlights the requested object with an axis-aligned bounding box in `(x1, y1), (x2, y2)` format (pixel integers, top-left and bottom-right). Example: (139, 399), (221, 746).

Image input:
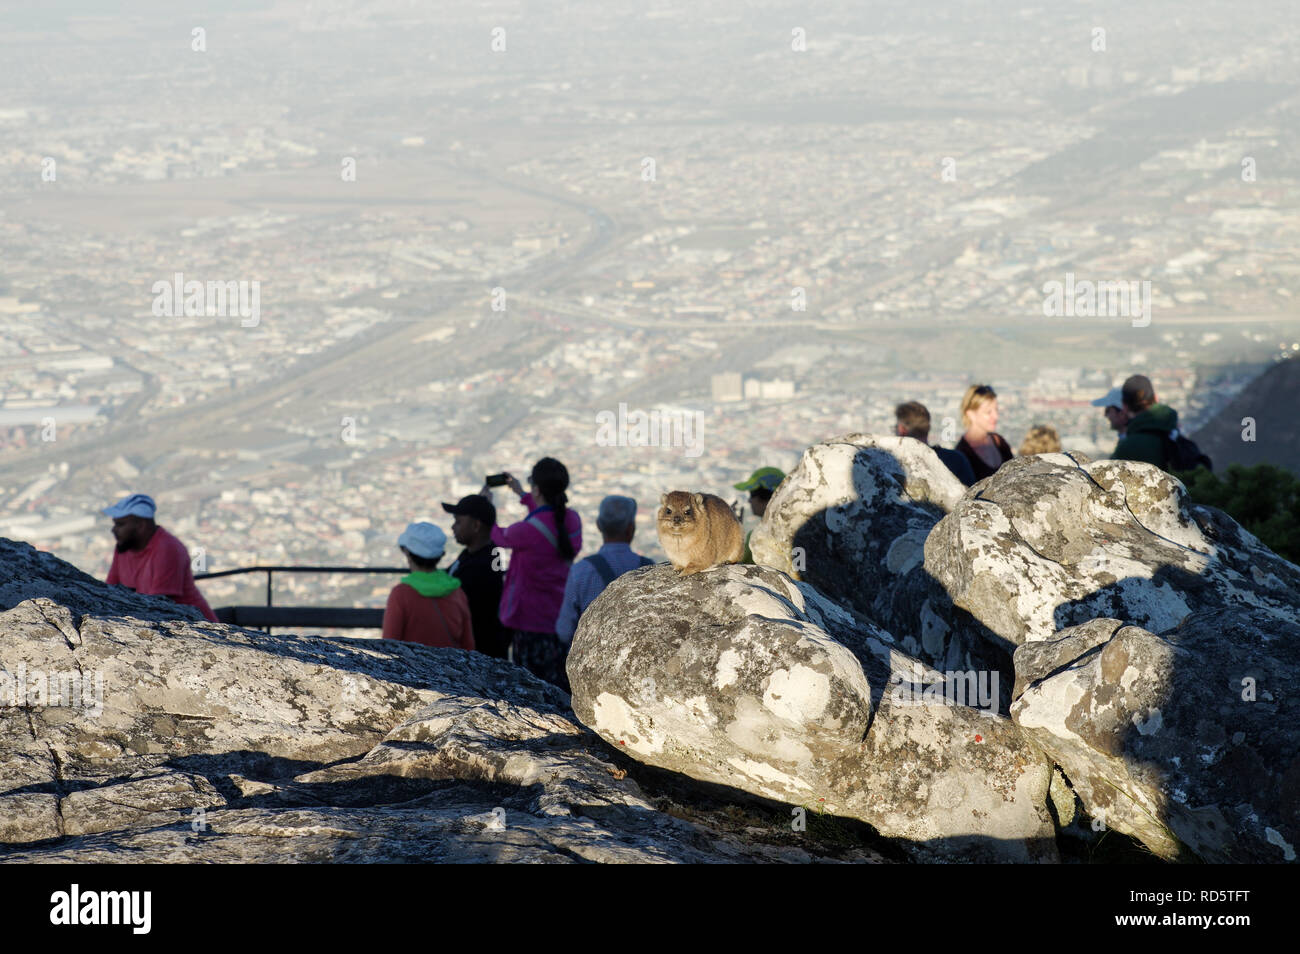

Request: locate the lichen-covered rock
(570, 563), (875, 806)
(1011, 610), (1300, 863)
(747, 433), (1000, 679)
(1, 662), (872, 864)
(568, 562), (1058, 862)
(60, 771), (226, 837)
(926, 454), (1300, 651)
(0, 731), (61, 842)
(0, 536), (204, 622)
(0, 596), (463, 786)
(0, 577), (879, 864)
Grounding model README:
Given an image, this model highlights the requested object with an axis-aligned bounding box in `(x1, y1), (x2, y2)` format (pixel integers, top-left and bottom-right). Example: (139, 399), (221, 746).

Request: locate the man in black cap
(442, 495), (509, 658)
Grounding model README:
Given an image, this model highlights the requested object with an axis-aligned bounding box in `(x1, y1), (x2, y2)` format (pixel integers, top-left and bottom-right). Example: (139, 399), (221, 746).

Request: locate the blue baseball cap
(103, 493), (156, 519)
(1091, 387), (1125, 410)
(397, 522), (447, 560)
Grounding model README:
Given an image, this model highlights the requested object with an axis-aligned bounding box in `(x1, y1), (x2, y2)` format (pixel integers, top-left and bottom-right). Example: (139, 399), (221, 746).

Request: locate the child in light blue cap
(383, 522), (474, 650)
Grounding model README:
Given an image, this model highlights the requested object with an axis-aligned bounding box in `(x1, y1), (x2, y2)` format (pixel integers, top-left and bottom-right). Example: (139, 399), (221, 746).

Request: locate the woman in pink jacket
(487, 457), (581, 692)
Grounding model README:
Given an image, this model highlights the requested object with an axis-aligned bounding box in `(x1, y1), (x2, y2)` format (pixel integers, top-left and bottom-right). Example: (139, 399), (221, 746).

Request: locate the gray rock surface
(5, 679), (865, 863)
(747, 433), (1001, 679)
(926, 453), (1300, 651)
(0, 565), (883, 863)
(0, 537), (204, 622)
(568, 562), (1058, 862)
(1012, 610), (1300, 863)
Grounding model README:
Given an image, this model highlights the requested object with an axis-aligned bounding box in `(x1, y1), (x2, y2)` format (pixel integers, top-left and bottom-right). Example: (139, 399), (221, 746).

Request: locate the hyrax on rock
(657, 490), (744, 575)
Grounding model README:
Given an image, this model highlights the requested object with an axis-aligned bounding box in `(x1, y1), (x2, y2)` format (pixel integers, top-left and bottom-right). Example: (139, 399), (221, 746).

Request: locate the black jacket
(447, 544), (508, 658)
(955, 432), (1014, 483)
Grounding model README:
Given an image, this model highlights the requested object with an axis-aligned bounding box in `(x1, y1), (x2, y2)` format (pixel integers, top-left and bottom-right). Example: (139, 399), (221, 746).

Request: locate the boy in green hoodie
(382, 522), (475, 649)
(1111, 375), (1179, 470)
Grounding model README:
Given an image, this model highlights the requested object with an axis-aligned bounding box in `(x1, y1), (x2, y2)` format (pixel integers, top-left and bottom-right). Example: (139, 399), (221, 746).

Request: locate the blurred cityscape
(1, 0), (1297, 622)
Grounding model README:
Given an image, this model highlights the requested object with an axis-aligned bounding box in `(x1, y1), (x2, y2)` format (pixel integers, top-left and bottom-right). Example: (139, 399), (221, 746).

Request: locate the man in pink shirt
(103, 494), (218, 622)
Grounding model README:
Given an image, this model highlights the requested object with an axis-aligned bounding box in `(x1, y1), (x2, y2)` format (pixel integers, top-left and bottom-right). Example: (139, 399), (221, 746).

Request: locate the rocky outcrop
(567, 449), (1300, 864)
(0, 579), (879, 863)
(919, 453), (1300, 861)
(568, 562), (1058, 862)
(1011, 610), (1300, 863)
(746, 434), (1001, 680)
(926, 453), (1300, 651)
(8, 436), (1298, 864)
(0, 537), (204, 622)
(4, 683), (839, 863)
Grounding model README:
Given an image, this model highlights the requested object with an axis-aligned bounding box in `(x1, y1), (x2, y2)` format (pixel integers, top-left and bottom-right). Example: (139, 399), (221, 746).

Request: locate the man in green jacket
(1111, 374), (1178, 469)
(734, 466), (785, 564)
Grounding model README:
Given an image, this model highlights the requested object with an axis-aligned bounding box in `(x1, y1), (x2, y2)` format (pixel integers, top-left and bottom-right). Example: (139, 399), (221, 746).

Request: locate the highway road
(0, 162), (630, 485)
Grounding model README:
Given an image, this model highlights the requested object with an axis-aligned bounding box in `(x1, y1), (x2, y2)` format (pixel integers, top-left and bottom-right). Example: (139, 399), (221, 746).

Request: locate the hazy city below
(1, 0), (1298, 623)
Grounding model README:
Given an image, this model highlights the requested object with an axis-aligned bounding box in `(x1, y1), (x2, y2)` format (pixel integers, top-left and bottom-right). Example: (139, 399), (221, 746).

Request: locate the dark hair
(895, 401), (931, 440)
(751, 487), (775, 504)
(1121, 375), (1156, 413)
(402, 547), (441, 572)
(530, 457), (575, 561)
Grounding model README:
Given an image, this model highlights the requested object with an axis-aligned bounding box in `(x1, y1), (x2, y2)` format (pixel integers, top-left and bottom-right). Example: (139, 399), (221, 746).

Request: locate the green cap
(734, 467), (785, 492)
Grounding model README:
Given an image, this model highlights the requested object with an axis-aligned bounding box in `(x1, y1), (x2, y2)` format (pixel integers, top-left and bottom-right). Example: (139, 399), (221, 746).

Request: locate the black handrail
(195, 565), (407, 633)
(196, 565), (406, 603)
(196, 566), (409, 579)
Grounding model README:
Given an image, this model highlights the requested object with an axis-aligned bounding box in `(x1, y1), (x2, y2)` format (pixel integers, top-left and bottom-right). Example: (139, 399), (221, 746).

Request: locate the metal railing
(195, 565), (406, 633)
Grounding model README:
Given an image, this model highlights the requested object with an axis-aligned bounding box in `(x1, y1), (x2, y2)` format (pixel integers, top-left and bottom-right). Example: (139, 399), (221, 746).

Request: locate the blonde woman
(1019, 425), (1062, 457)
(955, 384), (1014, 482)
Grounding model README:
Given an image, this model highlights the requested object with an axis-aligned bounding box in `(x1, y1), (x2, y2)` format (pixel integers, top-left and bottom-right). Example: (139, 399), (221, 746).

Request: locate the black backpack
(1161, 430), (1213, 473)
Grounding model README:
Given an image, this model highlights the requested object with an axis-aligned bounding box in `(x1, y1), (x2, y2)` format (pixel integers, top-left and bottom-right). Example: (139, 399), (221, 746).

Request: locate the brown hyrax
(657, 490), (744, 574)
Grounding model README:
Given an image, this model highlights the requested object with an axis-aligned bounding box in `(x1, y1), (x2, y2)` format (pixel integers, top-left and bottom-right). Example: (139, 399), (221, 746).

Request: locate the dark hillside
(1192, 358), (1300, 476)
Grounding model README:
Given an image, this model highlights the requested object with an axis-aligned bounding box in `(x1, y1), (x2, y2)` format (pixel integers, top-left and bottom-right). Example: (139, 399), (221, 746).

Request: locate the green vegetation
(1176, 464), (1300, 564)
